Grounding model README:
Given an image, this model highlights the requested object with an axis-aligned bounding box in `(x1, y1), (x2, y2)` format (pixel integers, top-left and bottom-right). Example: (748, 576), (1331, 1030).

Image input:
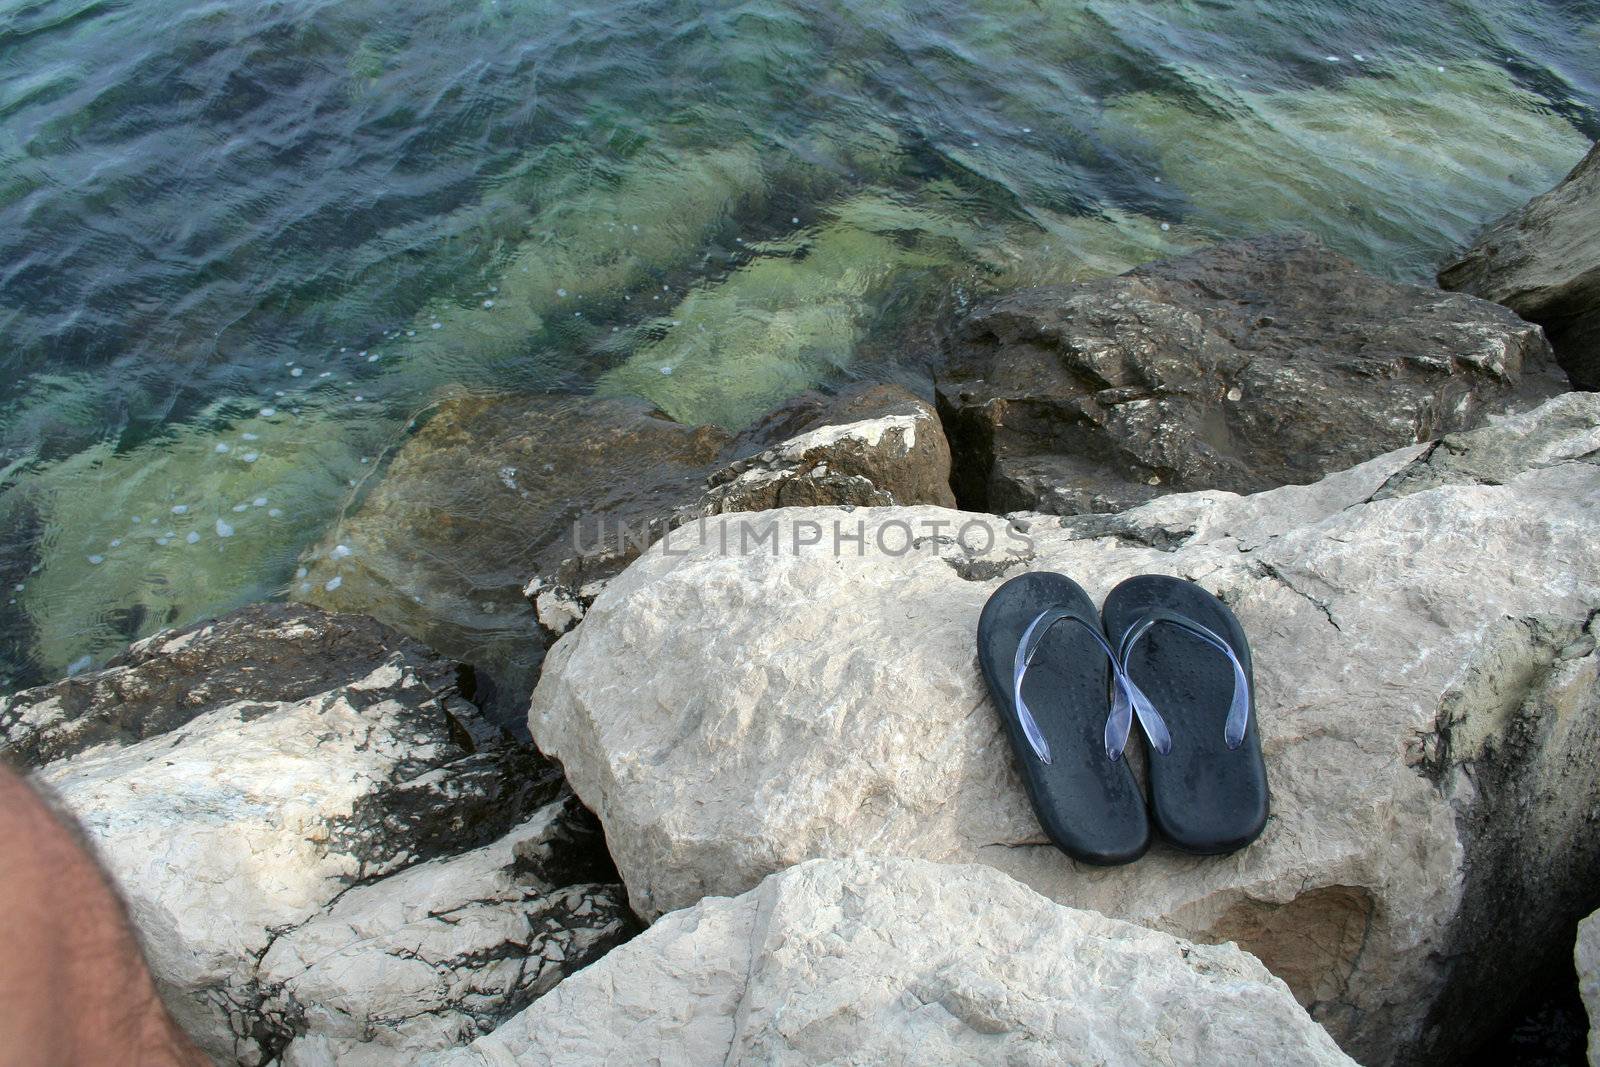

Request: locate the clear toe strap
(1012, 608), (1173, 764)
(1117, 609), (1251, 750)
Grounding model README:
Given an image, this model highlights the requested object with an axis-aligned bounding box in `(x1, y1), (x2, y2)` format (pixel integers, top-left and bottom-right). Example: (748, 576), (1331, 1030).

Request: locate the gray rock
(938, 233), (1561, 515)
(529, 382), (959, 639)
(702, 383), (957, 514)
(424, 857), (1355, 1067)
(299, 384), (956, 708)
(0, 603), (464, 769)
(1579, 909), (1600, 1066)
(266, 805), (635, 1067)
(298, 395), (732, 727)
(1440, 142), (1600, 390)
(530, 392), (1600, 1066)
(2, 603), (631, 1066)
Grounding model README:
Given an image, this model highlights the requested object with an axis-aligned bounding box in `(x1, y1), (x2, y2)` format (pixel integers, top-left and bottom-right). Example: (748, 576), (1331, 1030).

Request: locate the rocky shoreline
(4, 146), (1600, 1066)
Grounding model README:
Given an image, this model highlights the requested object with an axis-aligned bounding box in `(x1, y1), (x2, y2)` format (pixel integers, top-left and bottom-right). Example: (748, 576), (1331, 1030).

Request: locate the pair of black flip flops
(978, 572), (1268, 865)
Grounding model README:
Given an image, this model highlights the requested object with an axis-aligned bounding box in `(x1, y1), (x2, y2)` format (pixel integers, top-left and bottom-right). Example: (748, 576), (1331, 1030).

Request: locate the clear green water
(1, 0), (1595, 685)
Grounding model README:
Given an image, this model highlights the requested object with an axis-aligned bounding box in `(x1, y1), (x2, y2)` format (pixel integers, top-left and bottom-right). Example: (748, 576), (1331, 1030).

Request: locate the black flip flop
(977, 572), (1171, 865)
(1100, 574), (1269, 855)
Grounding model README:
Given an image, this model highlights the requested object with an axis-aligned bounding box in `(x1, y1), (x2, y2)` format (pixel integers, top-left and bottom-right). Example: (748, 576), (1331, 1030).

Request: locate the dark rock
(298, 395), (731, 730)
(1440, 142), (1600, 390)
(0, 602), (480, 770)
(699, 382), (957, 514)
(938, 233), (1562, 515)
(301, 384), (959, 685)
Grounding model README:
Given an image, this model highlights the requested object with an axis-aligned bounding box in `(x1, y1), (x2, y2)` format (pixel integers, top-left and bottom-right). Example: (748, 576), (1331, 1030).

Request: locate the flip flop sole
(1101, 574), (1269, 855)
(977, 572), (1150, 866)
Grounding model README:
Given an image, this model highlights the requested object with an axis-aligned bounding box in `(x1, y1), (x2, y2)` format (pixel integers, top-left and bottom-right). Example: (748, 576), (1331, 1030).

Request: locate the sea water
(1, 0), (1595, 686)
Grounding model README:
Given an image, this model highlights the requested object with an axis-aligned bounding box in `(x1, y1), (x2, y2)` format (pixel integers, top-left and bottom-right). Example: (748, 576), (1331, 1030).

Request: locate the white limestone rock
(529, 392), (1600, 1065)
(424, 857), (1355, 1067)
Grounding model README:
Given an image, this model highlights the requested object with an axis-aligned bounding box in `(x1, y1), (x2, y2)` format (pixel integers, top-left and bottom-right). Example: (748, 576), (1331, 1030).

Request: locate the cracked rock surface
(937, 233), (1562, 515)
(0, 604), (631, 1066)
(530, 392), (1600, 1066)
(424, 857), (1353, 1067)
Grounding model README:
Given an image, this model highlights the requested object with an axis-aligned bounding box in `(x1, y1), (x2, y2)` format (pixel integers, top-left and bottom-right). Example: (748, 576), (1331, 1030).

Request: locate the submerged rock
(1439, 141), (1600, 390)
(424, 857), (1354, 1067)
(0, 604), (630, 1066)
(529, 392), (1600, 1065)
(299, 383), (956, 712)
(298, 395), (731, 724)
(937, 233), (1561, 514)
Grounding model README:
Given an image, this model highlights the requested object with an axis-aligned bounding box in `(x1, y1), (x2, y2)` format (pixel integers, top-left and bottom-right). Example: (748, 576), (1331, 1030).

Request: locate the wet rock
(424, 857), (1354, 1067)
(529, 392), (1600, 1065)
(699, 383), (956, 514)
(1440, 142), (1600, 390)
(298, 395), (731, 728)
(0, 603), (639, 1066)
(937, 233), (1560, 515)
(301, 383), (956, 691)
(0, 603), (459, 769)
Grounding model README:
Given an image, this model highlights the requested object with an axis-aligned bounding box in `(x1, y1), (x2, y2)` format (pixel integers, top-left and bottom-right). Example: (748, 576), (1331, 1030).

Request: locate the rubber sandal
(977, 571), (1169, 865)
(1100, 574), (1269, 855)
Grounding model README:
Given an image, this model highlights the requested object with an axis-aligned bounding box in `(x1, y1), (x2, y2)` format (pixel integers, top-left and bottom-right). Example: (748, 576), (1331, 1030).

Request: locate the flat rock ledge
(0, 604), (635, 1066)
(422, 857), (1355, 1067)
(531, 391), (1600, 1066)
(938, 232), (1561, 515)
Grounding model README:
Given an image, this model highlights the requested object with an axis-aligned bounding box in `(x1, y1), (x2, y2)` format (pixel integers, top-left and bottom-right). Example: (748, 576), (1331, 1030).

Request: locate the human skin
(0, 762), (210, 1066)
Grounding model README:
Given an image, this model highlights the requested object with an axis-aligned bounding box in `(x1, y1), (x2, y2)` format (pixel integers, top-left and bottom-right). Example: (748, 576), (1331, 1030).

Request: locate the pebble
(186, 532), (201, 544)
(290, 368), (304, 377)
(87, 554), (104, 565)
(1160, 222), (1171, 231)
(483, 299), (495, 308)
(431, 322), (442, 330)
(331, 544), (353, 559)
(792, 216), (800, 224)
(660, 366), (674, 375)
(110, 539), (122, 548)
(215, 443), (230, 453)
(171, 505), (189, 515)
(368, 353), (381, 362)
(260, 408), (276, 417)
(253, 497), (268, 507)
(1227, 386), (1244, 402)
(557, 288), (568, 298)
(241, 452), (259, 463)
(268, 508), (284, 518)
(241, 432), (259, 441)
(232, 503), (248, 512)
(324, 576), (343, 592)
(215, 519), (234, 538)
